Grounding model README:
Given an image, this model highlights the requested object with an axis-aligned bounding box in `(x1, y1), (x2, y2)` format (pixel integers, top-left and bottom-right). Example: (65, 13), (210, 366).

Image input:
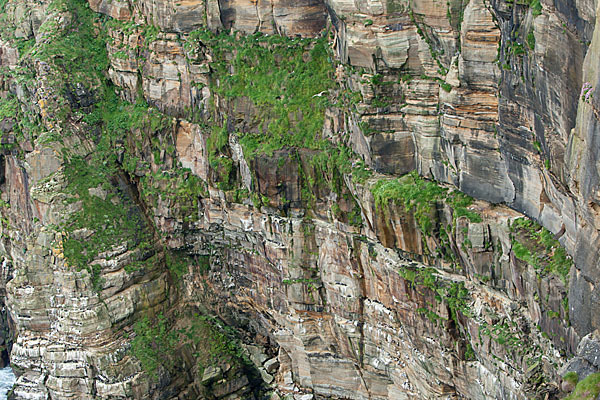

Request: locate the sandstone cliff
(0, 0), (598, 399)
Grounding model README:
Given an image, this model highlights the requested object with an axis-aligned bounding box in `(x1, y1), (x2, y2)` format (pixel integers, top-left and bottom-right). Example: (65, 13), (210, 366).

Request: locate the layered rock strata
(0, 0), (598, 399)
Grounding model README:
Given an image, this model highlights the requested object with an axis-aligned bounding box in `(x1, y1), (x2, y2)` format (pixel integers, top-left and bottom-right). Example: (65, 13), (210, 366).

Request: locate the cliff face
(0, 0), (599, 399)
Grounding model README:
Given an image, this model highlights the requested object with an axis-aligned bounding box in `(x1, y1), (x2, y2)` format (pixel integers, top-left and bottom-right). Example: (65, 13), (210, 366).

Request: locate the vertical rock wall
(0, 0), (598, 399)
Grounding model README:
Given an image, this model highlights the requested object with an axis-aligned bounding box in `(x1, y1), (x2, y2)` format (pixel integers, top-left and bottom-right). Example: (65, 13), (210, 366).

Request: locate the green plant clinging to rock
(563, 371), (579, 386)
(131, 312), (249, 380)
(131, 314), (178, 378)
(188, 30), (336, 158)
(510, 217), (573, 283)
(371, 171), (481, 235)
(2, 0), (202, 290)
(529, 0), (542, 17)
(61, 156), (153, 291)
(184, 29), (363, 215)
(564, 373), (600, 400)
(372, 171), (446, 234)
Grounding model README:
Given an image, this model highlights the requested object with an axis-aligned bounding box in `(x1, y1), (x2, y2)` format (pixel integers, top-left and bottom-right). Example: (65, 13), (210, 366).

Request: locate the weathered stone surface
(176, 120), (210, 182)
(560, 330), (600, 387)
(89, 0), (131, 21)
(1, 0), (600, 399)
(202, 366), (223, 384)
(264, 357), (279, 373)
(212, 374), (249, 398)
(579, 330), (600, 369)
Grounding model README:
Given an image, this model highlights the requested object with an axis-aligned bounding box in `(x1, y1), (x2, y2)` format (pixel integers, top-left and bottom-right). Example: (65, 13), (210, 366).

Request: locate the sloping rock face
(0, 0), (599, 399)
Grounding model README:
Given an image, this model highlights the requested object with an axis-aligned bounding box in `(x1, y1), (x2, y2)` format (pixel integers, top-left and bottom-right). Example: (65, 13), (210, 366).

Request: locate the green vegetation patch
(183, 29), (363, 207)
(0, 0), (105, 141)
(564, 371), (579, 386)
(527, 27), (536, 50)
(187, 30), (336, 158)
(33, 0), (109, 84)
(139, 168), (207, 222)
(0, 0), (107, 84)
(131, 313), (178, 378)
(184, 314), (247, 375)
(89, 92), (206, 223)
(510, 217), (572, 283)
(206, 122), (235, 191)
(477, 317), (544, 377)
(564, 373), (600, 400)
(0, 95), (41, 150)
(351, 161), (373, 185)
(0, 96), (18, 120)
(164, 251), (205, 280)
(132, 312), (248, 379)
(446, 190), (482, 223)
(530, 0), (542, 17)
(372, 172), (445, 234)
(400, 266), (471, 324)
(505, 0), (542, 16)
(61, 156), (153, 290)
(399, 265), (474, 359)
(371, 171), (481, 235)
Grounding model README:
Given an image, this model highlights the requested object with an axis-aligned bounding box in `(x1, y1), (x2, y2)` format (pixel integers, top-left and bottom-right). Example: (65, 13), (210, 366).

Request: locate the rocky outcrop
(0, 258), (12, 368)
(0, 0), (598, 399)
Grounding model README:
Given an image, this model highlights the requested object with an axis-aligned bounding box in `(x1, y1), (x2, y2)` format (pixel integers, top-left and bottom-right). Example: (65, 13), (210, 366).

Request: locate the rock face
(0, 0), (599, 399)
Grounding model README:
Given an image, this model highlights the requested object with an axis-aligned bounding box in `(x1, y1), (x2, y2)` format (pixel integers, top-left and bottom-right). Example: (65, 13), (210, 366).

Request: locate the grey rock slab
(201, 366), (223, 385)
(264, 358), (280, 373)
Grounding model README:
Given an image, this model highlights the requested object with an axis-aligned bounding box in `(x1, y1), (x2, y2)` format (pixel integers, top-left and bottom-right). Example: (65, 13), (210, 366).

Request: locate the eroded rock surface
(0, 0), (598, 399)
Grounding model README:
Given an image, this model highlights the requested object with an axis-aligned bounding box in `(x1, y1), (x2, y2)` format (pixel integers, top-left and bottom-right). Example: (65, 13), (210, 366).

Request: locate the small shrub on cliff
(527, 27), (536, 50)
(530, 0), (542, 17)
(564, 371), (579, 386)
(581, 82), (594, 104)
(351, 161), (373, 184)
(446, 191), (482, 223)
